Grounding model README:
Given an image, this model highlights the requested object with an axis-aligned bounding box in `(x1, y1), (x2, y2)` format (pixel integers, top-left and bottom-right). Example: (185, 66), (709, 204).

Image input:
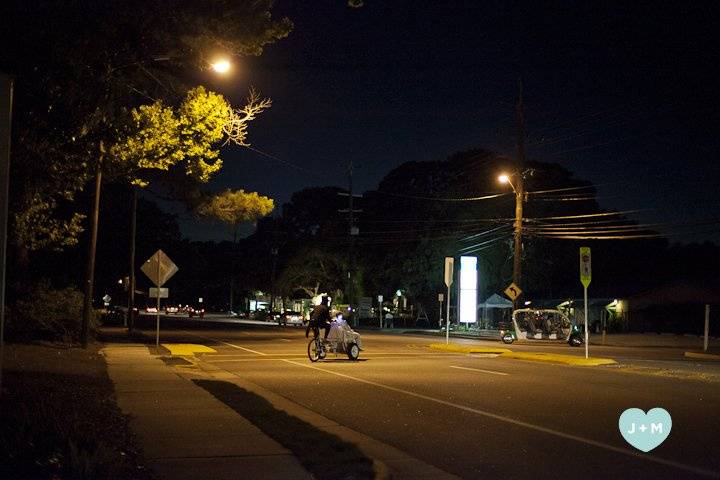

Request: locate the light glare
(498, 174), (510, 184)
(211, 59), (231, 74)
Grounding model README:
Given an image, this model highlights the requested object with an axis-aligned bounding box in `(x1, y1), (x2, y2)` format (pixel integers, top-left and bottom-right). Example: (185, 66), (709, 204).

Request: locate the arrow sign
(141, 249), (178, 287)
(504, 282), (522, 301)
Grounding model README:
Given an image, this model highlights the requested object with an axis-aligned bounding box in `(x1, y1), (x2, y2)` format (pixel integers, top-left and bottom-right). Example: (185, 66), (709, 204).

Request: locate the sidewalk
(103, 343), (312, 480)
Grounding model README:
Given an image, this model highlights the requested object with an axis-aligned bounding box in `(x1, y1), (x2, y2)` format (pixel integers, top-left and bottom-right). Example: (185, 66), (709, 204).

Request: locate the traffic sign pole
(584, 285), (589, 359)
(156, 250), (161, 348)
(579, 247), (592, 359)
(446, 284), (451, 344)
(444, 258), (454, 344)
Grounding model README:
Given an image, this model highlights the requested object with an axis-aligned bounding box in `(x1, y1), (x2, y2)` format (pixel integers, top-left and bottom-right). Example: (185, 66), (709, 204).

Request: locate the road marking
(183, 331), (267, 355)
(282, 359), (718, 478)
(280, 338), (292, 342)
(450, 365), (508, 376)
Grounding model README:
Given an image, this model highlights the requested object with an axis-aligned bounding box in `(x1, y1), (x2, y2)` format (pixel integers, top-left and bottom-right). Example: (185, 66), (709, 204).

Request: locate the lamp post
(499, 172), (525, 310)
(124, 57), (233, 333)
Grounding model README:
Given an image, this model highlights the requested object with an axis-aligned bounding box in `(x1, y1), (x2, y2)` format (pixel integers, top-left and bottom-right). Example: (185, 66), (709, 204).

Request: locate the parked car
(189, 307), (205, 318)
(265, 311), (282, 322)
(279, 311), (304, 327)
(166, 305), (179, 314)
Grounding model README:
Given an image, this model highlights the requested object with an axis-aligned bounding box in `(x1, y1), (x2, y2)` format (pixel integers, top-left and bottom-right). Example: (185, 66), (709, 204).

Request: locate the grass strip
(194, 379), (375, 480)
(0, 343), (154, 480)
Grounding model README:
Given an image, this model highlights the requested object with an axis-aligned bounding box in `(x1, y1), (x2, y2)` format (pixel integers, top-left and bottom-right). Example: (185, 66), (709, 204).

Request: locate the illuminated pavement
(132, 322), (720, 479)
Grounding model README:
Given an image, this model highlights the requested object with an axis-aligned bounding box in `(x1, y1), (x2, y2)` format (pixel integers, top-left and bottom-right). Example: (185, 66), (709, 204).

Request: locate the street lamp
(498, 171), (526, 310)
(210, 59), (231, 74)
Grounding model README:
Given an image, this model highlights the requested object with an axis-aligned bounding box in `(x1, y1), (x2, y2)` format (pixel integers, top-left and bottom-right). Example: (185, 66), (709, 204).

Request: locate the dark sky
(181, 1), (720, 243)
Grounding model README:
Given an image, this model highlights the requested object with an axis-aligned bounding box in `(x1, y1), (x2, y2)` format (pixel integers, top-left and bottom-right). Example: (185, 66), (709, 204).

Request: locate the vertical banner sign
(580, 247), (591, 359)
(444, 257), (454, 344)
(459, 256), (478, 324)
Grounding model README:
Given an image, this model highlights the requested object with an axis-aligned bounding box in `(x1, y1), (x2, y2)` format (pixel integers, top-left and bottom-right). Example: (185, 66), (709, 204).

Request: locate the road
(135, 320), (720, 479)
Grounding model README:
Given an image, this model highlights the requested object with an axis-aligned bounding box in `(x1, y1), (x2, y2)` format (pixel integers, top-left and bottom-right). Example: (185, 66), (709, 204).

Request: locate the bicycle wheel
(308, 338), (321, 362)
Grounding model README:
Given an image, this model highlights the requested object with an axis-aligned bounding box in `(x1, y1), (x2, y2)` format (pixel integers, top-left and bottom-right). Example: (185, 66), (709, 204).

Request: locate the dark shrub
(9, 281), (94, 343)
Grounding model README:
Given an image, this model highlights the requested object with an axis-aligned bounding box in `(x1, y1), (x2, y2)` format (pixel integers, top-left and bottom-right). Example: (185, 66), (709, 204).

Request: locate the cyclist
(306, 296), (332, 341)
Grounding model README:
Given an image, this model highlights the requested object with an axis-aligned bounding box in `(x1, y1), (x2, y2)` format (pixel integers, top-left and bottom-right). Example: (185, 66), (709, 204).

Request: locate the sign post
(580, 247), (592, 359)
(141, 249), (178, 347)
(377, 295), (383, 328)
(438, 293), (444, 327)
(704, 304), (710, 352)
(444, 257), (454, 344)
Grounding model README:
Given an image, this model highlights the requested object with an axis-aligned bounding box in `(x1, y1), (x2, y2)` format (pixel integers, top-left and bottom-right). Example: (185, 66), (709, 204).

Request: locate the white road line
(183, 331), (267, 355)
(450, 365), (508, 376)
(281, 359), (718, 478)
(280, 339), (292, 342)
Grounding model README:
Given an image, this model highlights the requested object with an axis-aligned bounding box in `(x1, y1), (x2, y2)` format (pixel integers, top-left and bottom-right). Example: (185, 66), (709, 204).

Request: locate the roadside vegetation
(0, 339), (154, 479)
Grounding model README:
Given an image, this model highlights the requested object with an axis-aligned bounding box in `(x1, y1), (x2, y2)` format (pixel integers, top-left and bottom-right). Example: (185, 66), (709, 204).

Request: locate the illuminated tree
(197, 189), (275, 238)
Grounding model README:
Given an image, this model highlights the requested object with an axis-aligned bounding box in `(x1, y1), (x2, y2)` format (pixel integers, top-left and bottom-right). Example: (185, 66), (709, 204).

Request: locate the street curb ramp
(428, 343), (617, 366)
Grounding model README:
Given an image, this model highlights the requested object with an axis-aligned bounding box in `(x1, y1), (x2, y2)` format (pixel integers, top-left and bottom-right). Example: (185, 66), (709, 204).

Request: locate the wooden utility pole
(81, 142), (105, 348)
(0, 73), (14, 397)
(338, 160), (362, 324)
(127, 187), (137, 331)
(512, 78), (526, 310)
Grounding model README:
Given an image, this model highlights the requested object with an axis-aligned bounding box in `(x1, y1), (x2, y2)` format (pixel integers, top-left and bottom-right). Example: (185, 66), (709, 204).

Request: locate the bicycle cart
(307, 318), (362, 362)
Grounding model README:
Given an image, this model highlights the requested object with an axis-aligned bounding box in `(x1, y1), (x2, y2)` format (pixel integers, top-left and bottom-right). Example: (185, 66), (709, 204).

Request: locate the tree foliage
(197, 189), (275, 234)
(0, 0), (291, 253)
(111, 86), (231, 186)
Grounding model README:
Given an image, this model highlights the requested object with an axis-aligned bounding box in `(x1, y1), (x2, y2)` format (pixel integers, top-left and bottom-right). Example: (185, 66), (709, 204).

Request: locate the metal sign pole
(579, 247), (592, 359)
(584, 286), (589, 359)
(155, 251), (161, 348)
(704, 304), (710, 352)
(446, 284), (451, 344)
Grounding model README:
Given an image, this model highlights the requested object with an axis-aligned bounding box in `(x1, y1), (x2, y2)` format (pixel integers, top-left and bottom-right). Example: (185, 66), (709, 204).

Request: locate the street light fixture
(210, 59), (231, 74)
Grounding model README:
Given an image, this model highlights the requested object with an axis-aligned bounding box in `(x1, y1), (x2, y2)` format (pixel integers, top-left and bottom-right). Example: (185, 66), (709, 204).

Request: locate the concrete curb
(684, 351), (720, 361)
(427, 343), (510, 354)
(428, 343), (617, 366)
(499, 351), (617, 366)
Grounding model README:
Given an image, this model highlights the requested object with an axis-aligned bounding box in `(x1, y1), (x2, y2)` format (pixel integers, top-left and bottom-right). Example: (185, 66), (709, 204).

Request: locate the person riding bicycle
(306, 296), (332, 341)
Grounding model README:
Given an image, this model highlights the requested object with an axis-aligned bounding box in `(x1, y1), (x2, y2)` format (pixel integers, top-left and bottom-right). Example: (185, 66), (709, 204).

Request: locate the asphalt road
(137, 321), (720, 479)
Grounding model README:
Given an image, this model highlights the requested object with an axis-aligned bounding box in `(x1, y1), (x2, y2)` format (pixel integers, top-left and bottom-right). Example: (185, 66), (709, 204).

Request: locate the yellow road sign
(504, 282), (522, 301)
(580, 247), (591, 288)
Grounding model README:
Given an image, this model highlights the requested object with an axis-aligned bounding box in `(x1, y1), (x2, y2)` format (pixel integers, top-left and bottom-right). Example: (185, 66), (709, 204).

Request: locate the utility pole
(81, 141), (105, 348)
(338, 160), (362, 325)
(0, 73), (14, 398)
(512, 78), (526, 311)
(127, 187), (137, 331)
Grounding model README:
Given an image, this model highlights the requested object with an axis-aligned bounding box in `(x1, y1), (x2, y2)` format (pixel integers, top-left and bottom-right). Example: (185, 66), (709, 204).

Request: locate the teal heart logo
(619, 408), (672, 452)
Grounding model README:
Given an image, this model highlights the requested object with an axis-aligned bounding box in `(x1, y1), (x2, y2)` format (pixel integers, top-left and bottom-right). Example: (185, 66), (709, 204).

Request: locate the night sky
(180, 1), (720, 243)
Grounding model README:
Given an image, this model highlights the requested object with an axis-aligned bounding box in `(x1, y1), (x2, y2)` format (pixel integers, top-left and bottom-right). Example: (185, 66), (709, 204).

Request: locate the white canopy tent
(478, 294), (513, 329)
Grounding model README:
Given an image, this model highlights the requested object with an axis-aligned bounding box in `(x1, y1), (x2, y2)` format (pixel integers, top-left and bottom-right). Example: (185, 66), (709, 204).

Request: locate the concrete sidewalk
(103, 343), (312, 480)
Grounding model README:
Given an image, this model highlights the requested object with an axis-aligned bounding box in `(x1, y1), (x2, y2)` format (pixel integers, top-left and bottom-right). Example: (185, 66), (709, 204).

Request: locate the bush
(9, 281), (95, 343)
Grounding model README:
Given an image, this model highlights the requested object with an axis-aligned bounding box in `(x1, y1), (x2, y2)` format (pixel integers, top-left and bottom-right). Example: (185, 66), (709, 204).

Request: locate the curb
(499, 351), (617, 366)
(428, 343), (616, 366)
(684, 351), (720, 361)
(428, 343), (511, 354)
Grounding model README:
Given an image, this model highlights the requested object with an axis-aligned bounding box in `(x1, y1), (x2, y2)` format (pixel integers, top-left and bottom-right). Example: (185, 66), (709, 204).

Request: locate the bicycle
(307, 333), (327, 362)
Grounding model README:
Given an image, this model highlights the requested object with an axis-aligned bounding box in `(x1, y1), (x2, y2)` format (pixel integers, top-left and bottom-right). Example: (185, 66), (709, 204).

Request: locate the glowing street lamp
(210, 59), (231, 74)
